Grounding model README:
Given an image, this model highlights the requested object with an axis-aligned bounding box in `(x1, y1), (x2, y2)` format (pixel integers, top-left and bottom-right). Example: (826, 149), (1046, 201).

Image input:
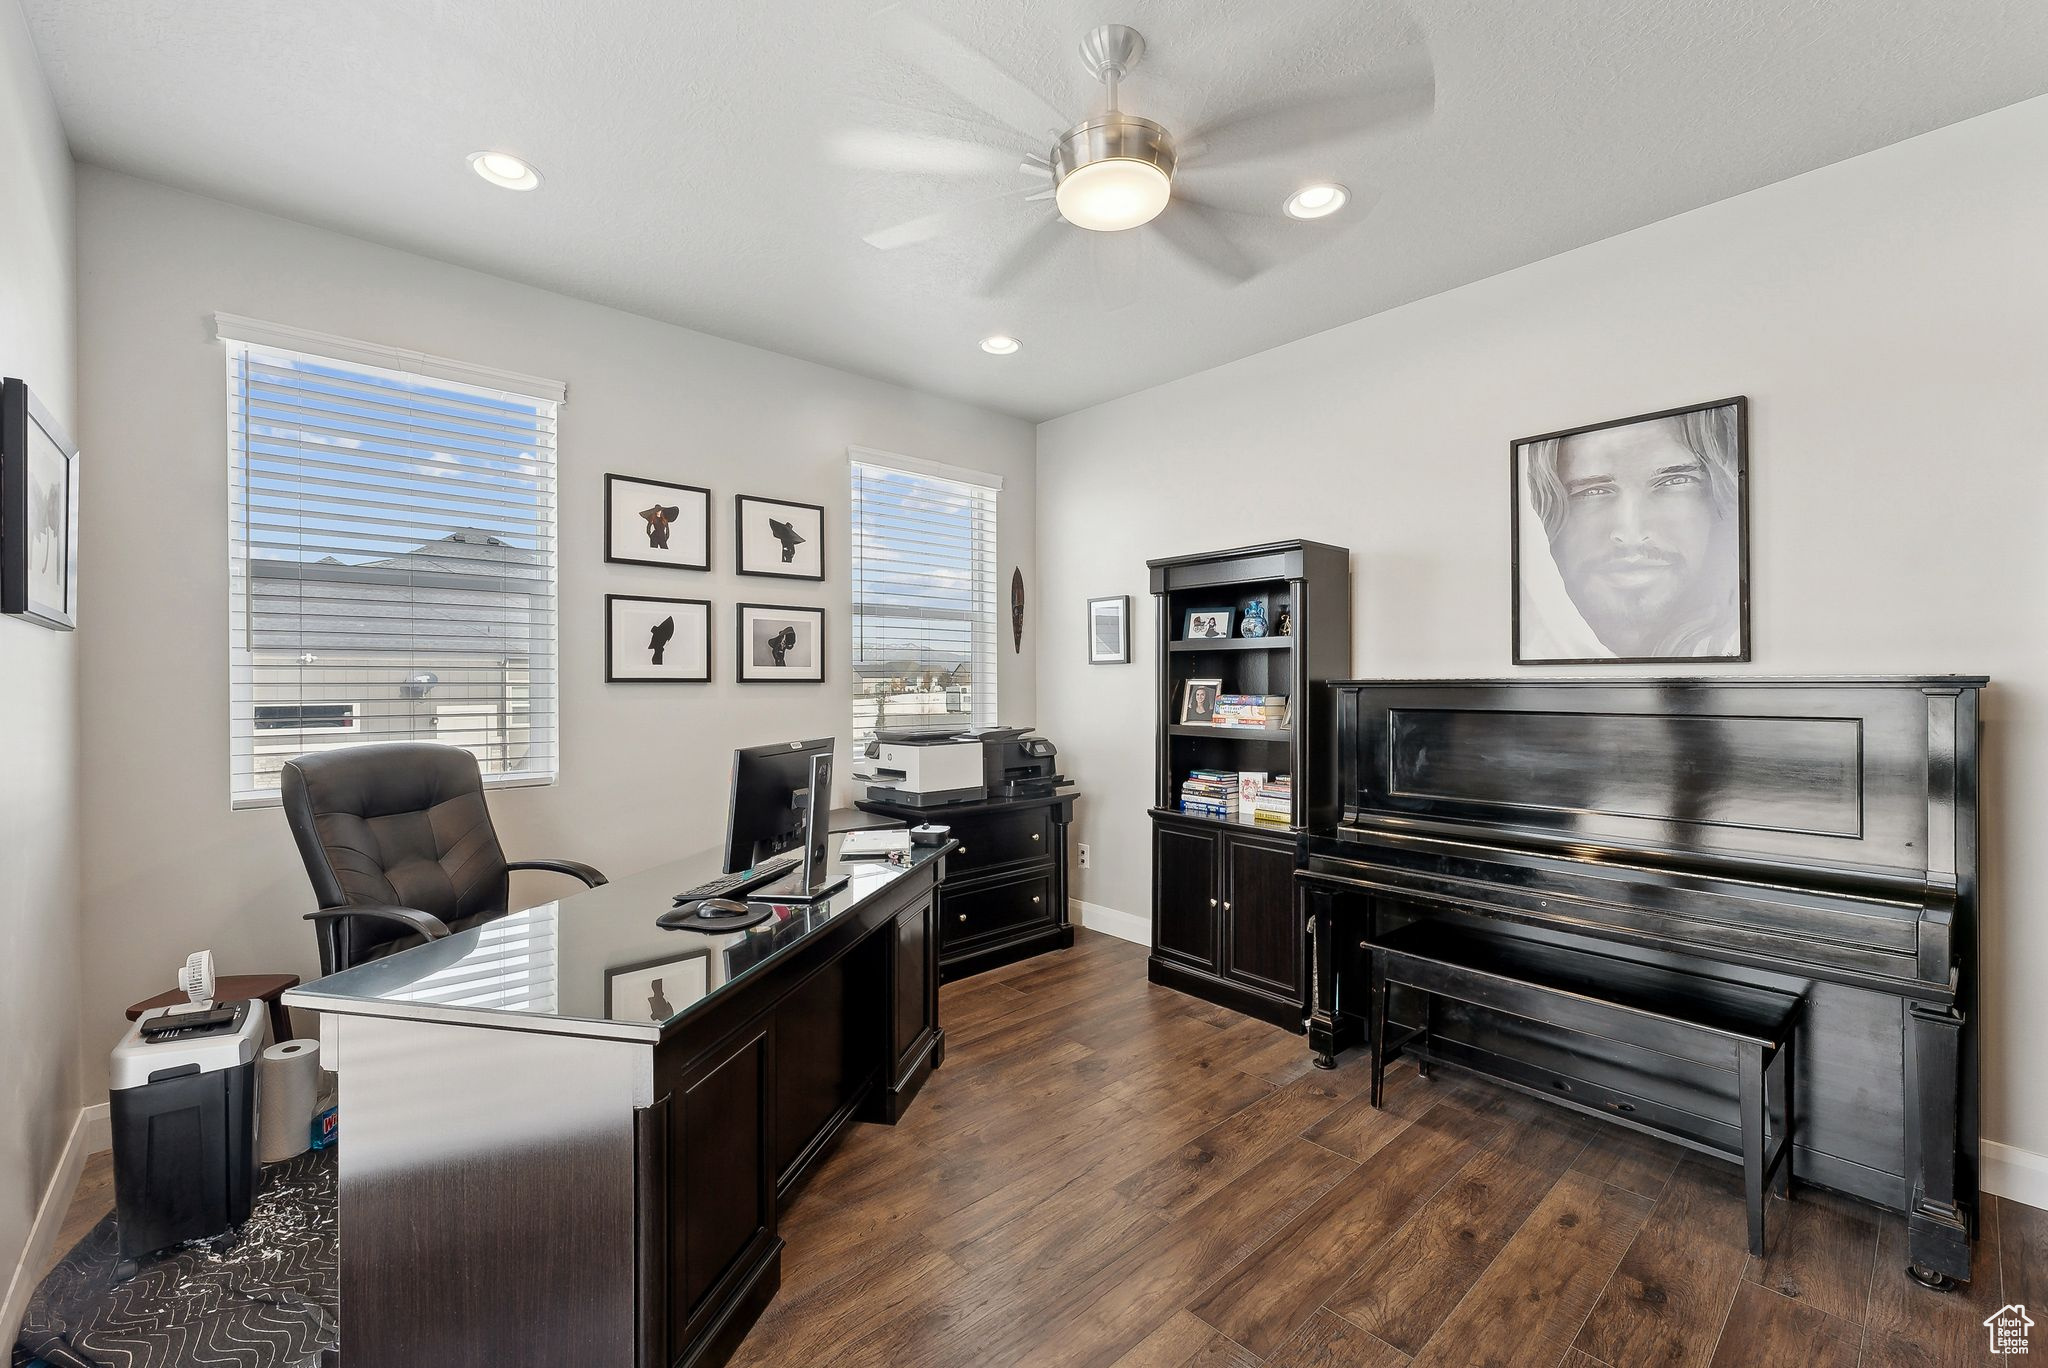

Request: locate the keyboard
(672, 850), (804, 904)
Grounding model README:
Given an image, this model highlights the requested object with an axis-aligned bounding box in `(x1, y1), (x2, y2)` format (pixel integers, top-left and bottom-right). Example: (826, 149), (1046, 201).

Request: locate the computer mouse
(657, 898), (751, 930)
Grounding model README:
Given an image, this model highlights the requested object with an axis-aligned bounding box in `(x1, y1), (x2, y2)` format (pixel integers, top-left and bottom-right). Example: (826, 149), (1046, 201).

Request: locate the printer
(856, 727), (1066, 807)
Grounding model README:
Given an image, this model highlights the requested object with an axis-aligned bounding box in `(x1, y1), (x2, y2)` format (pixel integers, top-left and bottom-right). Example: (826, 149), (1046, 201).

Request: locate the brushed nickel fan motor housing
(1050, 112), (1178, 193)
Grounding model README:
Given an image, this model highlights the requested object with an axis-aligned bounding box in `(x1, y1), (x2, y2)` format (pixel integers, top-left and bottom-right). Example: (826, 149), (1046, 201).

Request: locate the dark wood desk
(285, 842), (949, 1368)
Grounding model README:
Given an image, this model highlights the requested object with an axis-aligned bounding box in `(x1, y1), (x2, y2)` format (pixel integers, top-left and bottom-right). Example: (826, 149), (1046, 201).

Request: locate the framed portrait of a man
(1511, 397), (1749, 665)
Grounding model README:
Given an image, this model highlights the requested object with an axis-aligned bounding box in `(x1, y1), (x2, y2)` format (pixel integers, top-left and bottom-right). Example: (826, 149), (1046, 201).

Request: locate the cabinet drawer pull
(1223, 901), (1232, 911)
(959, 847), (969, 856)
(1031, 895), (1041, 904)
(1032, 833), (1041, 841)
(958, 913), (968, 923)
(1209, 898), (1218, 908)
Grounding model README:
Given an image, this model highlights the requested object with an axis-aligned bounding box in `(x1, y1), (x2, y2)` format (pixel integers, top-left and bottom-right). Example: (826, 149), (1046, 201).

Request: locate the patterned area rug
(13, 1149), (338, 1368)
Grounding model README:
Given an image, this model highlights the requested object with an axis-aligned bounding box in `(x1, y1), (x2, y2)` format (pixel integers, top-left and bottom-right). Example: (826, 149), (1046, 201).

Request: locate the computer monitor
(724, 738), (834, 873)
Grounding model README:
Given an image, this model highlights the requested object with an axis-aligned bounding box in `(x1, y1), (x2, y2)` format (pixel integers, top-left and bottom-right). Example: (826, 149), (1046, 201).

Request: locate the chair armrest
(303, 904), (452, 941)
(506, 858), (609, 888)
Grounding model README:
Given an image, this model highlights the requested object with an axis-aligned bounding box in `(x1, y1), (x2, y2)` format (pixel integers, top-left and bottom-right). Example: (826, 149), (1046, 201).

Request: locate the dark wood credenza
(857, 792), (1074, 980)
(1302, 677), (1985, 1287)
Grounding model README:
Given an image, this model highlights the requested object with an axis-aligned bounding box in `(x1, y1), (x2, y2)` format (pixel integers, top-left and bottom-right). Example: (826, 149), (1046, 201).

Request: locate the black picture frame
(735, 601), (825, 683)
(2, 377), (79, 631)
(1088, 594), (1130, 664)
(734, 494), (825, 582)
(604, 473), (711, 571)
(1510, 395), (1750, 666)
(605, 593), (711, 683)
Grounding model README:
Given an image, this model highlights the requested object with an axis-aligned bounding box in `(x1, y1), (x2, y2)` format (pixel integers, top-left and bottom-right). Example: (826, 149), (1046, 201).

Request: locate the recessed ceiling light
(468, 150), (541, 191)
(980, 335), (1021, 355)
(1283, 183), (1348, 220)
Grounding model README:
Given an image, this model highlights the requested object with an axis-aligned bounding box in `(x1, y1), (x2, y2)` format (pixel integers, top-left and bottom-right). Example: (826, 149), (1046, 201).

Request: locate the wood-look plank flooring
(33, 930), (2042, 1367)
(731, 929), (2039, 1368)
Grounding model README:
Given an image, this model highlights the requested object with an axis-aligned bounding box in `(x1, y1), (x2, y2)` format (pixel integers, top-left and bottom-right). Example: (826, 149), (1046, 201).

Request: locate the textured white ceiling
(21, 0), (2048, 420)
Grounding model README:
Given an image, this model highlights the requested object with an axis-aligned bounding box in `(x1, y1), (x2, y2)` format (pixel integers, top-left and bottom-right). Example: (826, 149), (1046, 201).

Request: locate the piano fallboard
(1303, 676), (1984, 1286)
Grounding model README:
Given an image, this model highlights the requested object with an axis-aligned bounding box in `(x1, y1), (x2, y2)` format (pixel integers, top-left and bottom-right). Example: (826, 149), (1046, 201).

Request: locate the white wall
(1036, 97), (2048, 1163)
(0, 0), (81, 1326)
(73, 167), (1037, 1094)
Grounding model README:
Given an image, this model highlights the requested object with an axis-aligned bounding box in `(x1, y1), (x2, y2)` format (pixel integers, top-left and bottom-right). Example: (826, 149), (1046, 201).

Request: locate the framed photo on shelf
(1512, 396), (1749, 665)
(606, 594), (711, 682)
(605, 473), (710, 571)
(1088, 595), (1130, 664)
(604, 951), (710, 1026)
(1183, 608), (1233, 641)
(1179, 677), (1222, 724)
(736, 601), (824, 682)
(735, 494), (825, 581)
(2, 377), (79, 631)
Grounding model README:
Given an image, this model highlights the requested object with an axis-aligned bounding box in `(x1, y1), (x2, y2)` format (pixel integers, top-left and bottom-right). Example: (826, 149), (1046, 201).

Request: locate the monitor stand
(747, 750), (849, 904)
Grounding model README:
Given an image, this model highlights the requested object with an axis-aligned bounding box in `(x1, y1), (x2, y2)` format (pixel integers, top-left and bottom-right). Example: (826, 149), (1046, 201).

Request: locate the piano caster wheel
(1906, 1264), (1956, 1292)
(1311, 1051), (1337, 1071)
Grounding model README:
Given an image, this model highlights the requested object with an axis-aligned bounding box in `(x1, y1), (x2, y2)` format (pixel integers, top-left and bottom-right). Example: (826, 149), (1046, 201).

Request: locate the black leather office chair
(281, 742), (607, 975)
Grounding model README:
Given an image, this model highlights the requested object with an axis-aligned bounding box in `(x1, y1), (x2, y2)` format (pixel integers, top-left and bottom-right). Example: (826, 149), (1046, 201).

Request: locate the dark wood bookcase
(1146, 540), (1351, 1028)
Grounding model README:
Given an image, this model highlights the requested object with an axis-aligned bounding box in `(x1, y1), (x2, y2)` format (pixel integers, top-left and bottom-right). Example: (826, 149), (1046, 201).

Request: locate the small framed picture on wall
(2, 378), (80, 631)
(606, 594), (711, 682)
(1088, 595), (1129, 664)
(605, 473), (710, 571)
(735, 495), (825, 581)
(736, 602), (825, 683)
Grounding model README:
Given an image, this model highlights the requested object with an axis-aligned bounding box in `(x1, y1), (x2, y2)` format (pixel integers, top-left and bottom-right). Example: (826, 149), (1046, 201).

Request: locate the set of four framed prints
(602, 473), (826, 685)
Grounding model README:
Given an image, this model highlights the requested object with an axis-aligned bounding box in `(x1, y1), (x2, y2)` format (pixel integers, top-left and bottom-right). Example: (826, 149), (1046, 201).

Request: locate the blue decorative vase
(1240, 601), (1269, 638)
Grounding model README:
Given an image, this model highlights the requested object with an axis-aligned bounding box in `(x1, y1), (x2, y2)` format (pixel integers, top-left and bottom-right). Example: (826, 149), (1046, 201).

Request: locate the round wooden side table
(125, 973), (302, 1045)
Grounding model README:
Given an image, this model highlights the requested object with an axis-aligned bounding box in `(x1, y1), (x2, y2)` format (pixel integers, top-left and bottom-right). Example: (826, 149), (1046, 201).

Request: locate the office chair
(281, 742), (607, 975)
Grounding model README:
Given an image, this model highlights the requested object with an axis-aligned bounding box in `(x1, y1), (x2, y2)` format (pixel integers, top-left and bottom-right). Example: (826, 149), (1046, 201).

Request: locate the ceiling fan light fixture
(979, 335), (1021, 355)
(1052, 113), (1176, 232)
(1283, 183), (1349, 220)
(468, 150), (541, 191)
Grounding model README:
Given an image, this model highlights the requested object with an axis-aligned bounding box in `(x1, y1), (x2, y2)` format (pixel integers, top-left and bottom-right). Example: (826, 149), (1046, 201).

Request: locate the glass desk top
(283, 841), (947, 1042)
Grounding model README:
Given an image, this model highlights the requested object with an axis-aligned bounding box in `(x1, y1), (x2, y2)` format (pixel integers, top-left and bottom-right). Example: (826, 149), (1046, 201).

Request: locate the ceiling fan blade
(1181, 58), (1434, 170)
(878, 5), (1070, 145)
(865, 188), (1036, 251)
(826, 128), (1032, 178)
(1150, 200), (1257, 284)
(980, 216), (1067, 296)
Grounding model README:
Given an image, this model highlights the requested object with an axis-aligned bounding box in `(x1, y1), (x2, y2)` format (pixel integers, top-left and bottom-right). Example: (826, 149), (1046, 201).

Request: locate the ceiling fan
(835, 10), (1435, 299)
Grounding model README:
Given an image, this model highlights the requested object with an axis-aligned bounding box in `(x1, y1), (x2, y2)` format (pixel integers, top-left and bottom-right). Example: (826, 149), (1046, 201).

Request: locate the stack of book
(1209, 693), (1290, 729)
(1179, 769), (1240, 819)
(1252, 775), (1293, 826)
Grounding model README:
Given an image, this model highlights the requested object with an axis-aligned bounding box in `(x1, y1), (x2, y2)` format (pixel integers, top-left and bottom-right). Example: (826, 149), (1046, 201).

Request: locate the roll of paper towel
(259, 1039), (321, 1163)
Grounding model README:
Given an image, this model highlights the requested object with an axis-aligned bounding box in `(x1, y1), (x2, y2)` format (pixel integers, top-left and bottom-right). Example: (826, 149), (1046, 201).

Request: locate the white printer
(854, 730), (987, 807)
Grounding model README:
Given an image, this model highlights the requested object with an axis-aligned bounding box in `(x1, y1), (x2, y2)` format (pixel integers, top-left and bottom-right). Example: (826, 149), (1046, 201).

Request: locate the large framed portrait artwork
(1511, 396), (1749, 665)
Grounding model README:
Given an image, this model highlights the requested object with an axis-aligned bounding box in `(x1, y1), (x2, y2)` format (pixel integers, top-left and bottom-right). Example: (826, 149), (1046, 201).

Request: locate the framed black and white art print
(605, 473), (710, 571)
(735, 495), (824, 581)
(1511, 396), (1749, 665)
(2, 378), (79, 631)
(736, 602), (824, 683)
(1088, 595), (1129, 664)
(606, 594), (710, 682)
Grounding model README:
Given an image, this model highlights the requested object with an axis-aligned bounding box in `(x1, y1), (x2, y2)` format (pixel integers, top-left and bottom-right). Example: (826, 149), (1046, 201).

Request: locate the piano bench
(1366, 922), (1804, 1258)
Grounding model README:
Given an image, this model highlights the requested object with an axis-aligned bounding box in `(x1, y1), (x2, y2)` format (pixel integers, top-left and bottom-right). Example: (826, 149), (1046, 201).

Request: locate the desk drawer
(950, 808), (1052, 874)
(945, 872), (1054, 948)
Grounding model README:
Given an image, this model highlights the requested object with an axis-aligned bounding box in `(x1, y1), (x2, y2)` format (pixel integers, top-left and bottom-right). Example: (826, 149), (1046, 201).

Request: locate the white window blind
(850, 450), (1001, 741)
(222, 320), (562, 806)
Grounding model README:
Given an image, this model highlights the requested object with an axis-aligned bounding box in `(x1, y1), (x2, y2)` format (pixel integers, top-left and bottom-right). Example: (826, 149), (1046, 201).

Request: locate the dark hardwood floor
(33, 929), (2038, 1365)
(733, 928), (2042, 1368)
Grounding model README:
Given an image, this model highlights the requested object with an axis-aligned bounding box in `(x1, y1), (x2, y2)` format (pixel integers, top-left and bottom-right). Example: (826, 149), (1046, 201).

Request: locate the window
(219, 316), (563, 805)
(850, 449), (1001, 740)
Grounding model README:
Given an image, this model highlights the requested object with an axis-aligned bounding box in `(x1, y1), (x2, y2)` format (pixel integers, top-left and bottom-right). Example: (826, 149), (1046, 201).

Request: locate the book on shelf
(1206, 693), (1291, 728)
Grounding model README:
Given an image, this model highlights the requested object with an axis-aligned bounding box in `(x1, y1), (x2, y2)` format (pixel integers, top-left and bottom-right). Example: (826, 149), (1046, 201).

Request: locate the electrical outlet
(1078, 843), (1091, 869)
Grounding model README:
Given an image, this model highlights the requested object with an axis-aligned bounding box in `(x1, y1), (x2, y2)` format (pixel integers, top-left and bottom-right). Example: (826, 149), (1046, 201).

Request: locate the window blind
(223, 325), (562, 806)
(850, 451), (1001, 741)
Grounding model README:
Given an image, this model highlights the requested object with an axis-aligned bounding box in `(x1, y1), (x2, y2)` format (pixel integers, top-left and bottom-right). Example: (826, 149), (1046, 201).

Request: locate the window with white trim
(850, 450), (1000, 740)
(221, 317), (562, 806)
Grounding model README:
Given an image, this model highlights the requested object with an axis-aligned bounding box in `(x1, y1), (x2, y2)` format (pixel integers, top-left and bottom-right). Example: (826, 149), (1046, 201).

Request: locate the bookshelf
(1145, 540), (1351, 1028)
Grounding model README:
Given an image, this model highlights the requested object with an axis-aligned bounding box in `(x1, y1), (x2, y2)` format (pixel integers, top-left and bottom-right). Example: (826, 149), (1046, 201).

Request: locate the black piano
(1300, 676), (1985, 1286)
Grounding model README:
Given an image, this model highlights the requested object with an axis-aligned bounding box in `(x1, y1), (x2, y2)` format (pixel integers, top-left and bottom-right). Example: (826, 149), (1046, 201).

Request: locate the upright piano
(1300, 677), (1985, 1286)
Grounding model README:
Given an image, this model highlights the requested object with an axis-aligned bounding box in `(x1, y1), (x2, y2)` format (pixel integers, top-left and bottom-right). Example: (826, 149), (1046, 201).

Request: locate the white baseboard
(1984, 1139), (2048, 1213)
(2, 1103), (108, 1346)
(1074, 898), (1148, 947)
